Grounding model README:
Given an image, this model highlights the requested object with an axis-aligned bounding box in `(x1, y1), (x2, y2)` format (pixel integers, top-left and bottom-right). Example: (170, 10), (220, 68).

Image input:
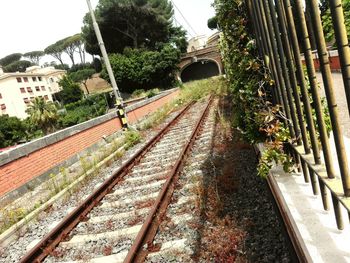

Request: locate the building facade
(0, 66), (66, 119)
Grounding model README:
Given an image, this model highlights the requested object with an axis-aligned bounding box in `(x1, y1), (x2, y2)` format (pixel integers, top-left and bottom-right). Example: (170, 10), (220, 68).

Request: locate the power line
(170, 0), (198, 36)
(173, 17), (194, 38)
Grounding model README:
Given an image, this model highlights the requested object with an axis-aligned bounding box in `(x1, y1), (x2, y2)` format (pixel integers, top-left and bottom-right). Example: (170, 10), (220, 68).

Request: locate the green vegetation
(214, 0), (331, 177)
(0, 207), (26, 234)
(82, 0), (187, 55)
(0, 53), (22, 66)
(82, 0), (186, 93)
(26, 97), (59, 135)
(69, 68), (96, 94)
(23, 51), (44, 65)
(130, 88), (161, 99)
(58, 94), (108, 128)
(56, 76), (84, 104)
(0, 116), (27, 148)
(44, 34), (86, 66)
(0, 93), (110, 148)
(3, 60), (33, 73)
(214, 0), (293, 177)
(139, 77), (221, 130)
(101, 45), (181, 93)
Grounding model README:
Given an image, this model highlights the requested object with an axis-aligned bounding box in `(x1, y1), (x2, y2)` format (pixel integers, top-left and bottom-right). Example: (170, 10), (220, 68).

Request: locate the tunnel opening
(180, 60), (220, 83)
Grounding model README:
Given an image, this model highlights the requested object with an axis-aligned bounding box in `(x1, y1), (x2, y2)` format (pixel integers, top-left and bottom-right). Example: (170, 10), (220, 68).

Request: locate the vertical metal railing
(247, 0), (350, 230)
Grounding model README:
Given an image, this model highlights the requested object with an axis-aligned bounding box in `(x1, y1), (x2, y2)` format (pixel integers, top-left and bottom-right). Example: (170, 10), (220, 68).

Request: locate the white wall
(0, 75), (54, 119)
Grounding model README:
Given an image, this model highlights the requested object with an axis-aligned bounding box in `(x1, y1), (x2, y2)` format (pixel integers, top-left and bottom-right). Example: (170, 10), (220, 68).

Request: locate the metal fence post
(307, 0), (350, 197)
(263, 0), (308, 150)
(255, 0), (298, 140)
(284, 0), (336, 179)
(329, 0), (350, 117)
(273, 0), (321, 164)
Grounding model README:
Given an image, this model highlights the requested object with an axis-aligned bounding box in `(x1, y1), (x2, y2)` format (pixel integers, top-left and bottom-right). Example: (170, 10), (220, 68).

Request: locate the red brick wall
(0, 90), (179, 196)
(302, 55), (341, 71)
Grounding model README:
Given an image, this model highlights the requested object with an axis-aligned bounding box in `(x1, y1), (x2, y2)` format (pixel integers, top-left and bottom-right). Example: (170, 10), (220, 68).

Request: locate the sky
(0, 0), (216, 64)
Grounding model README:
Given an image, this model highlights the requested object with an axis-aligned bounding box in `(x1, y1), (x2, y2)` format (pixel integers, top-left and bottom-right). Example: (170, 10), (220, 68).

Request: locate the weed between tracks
(0, 130), (140, 236)
(190, 96), (293, 262)
(185, 97), (249, 262)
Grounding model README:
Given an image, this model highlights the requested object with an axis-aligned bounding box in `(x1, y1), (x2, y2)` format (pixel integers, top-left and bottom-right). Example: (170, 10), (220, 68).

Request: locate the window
(35, 86), (40, 91)
(0, 93), (2, 99)
(32, 77), (37, 82)
(27, 87), (33, 93)
(23, 98), (30, 104)
(20, 87), (26, 93)
(16, 77), (22, 83)
(23, 77), (28, 82)
(41, 86), (46, 91)
(38, 76), (42, 81)
(44, 95), (49, 101)
(1, 104), (6, 110)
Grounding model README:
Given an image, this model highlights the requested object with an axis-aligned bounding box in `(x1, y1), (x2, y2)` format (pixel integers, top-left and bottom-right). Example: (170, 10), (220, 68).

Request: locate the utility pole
(86, 0), (128, 128)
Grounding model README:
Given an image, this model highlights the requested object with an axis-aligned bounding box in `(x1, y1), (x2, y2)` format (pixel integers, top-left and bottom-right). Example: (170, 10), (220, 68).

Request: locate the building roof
(0, 66), (66, 81)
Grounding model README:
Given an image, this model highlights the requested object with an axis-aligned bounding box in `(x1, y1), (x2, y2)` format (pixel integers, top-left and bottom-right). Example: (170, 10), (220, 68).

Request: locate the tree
(23, 51), (44, 65)
(26, 97), (58, 135)
(69, 68), (96, 94)
(92, 57), (102, 72)
(0, 115), (26, 148)
(82, 0), (186, 55)
(0, 53), (22, 67)
(168, 26), (188, 53)
(3, 60), (33, 72)
(56, 76), (84, 104)
(207, 16), (218, 30)
(101, 44), (180, 93)
(61, 34), (86, 66)
(71, 34), (86, 64)
(44, 40), (65, 65)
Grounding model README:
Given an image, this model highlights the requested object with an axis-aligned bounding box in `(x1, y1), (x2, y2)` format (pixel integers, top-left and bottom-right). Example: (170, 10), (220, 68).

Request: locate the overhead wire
(170, 0), (198, 37)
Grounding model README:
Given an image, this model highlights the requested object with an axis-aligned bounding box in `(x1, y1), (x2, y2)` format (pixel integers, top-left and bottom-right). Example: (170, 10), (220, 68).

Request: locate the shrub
(0, 115), (26, 148)
(101, 44), (180, 93)
(58, 94), (108, 128)
(56, 76), (83, 104)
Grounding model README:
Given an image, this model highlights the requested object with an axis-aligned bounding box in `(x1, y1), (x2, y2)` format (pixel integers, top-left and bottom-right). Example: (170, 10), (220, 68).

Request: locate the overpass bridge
(178, 45), (223, 82)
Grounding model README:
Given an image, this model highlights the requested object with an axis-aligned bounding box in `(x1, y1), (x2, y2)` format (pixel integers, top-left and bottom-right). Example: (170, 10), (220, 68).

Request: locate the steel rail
(19, 102), (195, 263)
(124, 97), (213, 263)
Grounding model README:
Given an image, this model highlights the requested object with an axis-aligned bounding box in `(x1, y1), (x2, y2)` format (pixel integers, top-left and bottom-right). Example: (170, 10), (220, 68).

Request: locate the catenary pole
(86, 0), (128, 128)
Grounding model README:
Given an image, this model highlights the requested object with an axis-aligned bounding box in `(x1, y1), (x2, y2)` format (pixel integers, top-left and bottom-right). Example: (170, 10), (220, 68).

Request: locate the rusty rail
(124, 96), (213, 263)
(19, 102), (195, 263)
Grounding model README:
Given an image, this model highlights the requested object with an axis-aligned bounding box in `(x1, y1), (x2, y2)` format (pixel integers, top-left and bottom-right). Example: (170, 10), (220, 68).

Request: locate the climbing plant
(214, 0), (293, 177)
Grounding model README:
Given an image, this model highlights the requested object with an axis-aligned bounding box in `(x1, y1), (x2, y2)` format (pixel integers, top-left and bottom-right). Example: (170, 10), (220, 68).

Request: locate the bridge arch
(178, 45), (224, 83)
(180, 58), (222, 83)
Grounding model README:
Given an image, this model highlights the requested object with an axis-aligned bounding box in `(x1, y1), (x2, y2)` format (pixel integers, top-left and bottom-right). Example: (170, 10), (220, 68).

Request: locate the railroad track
(19, 97), (215, 262)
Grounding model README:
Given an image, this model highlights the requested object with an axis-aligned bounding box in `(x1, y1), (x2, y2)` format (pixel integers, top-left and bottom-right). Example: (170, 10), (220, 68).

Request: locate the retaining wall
(301, 49), (341, 71)
(0, 89), (179, 197)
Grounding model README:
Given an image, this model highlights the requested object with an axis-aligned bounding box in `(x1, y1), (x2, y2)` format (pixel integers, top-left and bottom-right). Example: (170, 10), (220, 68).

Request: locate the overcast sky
(0, 0), (215, 64)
